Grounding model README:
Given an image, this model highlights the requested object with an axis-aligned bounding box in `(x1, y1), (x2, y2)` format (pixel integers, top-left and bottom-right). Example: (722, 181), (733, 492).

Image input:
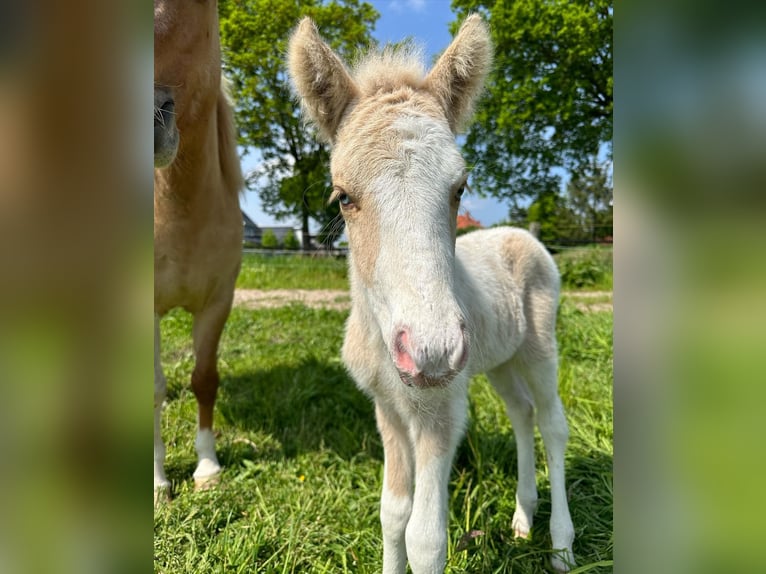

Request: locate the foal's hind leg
(190, 298), (233, 489)
(521, 357), (575, 572)
(487, 361), (538, 539)
(155, 314), (171, 501)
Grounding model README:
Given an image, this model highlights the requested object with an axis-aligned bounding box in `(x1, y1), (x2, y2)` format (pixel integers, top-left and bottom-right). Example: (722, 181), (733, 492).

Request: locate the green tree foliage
(261, 229), (279, 249)
(282, 229), (300, 250)
(451, 0), (612, 207)
(218, 0), (378, 248)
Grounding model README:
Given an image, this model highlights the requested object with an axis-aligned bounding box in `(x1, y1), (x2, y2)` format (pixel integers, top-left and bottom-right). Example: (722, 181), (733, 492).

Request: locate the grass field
(236, 247), (613, 293)
(156, 255), (613, 573)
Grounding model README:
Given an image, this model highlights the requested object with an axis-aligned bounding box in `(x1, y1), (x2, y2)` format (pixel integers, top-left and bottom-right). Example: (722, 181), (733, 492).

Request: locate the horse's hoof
(193, 472), (221, 491)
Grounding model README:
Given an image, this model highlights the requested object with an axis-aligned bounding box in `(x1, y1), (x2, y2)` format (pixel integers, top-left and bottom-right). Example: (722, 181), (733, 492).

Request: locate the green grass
(236, 248), (613, 293)
(156, 257), (613, 573)
(236, 254), (348, 290)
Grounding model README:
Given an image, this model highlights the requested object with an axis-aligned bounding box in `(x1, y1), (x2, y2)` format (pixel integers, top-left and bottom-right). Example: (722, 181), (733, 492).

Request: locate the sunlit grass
(236, 254), (348, 290)
(155, 293), (612, 573)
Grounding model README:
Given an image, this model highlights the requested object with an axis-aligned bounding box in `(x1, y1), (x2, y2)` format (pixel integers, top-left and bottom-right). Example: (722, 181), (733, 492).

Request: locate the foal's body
(344, 228), (571, 572)
(289, 15), (575, 573)
(154, 0), (242, 497)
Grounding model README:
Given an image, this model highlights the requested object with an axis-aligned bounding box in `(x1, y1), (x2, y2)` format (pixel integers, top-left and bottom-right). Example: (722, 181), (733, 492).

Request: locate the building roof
(456, 211), (482, 230)
(241, 210), (259, 229)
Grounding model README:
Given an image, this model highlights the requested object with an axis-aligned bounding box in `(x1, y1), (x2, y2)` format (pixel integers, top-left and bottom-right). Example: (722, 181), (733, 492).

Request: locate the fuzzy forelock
(352, 42), (428, 97)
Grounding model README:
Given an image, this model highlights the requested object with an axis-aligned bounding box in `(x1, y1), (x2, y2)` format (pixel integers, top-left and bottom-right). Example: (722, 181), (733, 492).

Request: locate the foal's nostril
(394, 329), (418, 375)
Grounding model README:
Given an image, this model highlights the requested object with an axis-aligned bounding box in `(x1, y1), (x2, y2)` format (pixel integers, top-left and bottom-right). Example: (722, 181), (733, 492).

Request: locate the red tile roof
(456, 211), (482, 229)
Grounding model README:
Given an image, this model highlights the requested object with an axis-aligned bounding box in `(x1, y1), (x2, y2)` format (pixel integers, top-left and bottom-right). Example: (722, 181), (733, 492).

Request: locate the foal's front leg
(405, 395), (467, 574)
(376, 402), (414, 574)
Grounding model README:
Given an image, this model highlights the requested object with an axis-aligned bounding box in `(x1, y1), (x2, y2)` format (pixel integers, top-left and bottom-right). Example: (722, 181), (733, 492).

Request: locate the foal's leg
(154, 314), (171, 500)
(190, 298), (232, 488)
(487, 361), (538, 539)
(405, 394), (467, 574)
(522, 357), (575, 572)
(376, 401), (415, 574)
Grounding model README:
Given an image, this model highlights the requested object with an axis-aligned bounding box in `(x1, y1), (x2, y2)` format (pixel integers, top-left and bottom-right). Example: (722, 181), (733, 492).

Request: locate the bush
(283, 229), (300, 250)
(261, 229), (279, 249)
(555, 247), (612, 290)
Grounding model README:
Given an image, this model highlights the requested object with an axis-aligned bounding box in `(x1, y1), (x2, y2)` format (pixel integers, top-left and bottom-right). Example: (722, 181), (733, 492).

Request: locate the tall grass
(554, 246), (613, 291)
(155, 292), (612, 572)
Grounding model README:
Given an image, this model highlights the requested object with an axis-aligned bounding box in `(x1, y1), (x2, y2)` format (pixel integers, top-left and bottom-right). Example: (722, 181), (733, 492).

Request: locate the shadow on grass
(217, 356), (381, 465)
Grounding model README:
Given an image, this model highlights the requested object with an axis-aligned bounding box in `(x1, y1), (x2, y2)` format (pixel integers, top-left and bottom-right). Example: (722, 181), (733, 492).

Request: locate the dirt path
(233, 289), (351, 311)
(561, 291), (613, 313)
(234, 289), (612, 313)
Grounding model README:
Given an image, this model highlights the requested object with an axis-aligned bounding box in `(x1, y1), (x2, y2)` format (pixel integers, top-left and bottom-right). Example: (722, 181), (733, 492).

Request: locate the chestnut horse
(288, 15), (575, 572)
(154, 0), (243, 499)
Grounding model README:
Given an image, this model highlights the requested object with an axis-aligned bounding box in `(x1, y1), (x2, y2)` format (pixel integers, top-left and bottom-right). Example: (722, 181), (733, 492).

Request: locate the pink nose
(393, 326), (468, 388)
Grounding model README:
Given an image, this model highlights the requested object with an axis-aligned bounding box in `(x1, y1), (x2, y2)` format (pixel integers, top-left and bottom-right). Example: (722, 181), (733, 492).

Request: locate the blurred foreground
(0, 2), (151, 572)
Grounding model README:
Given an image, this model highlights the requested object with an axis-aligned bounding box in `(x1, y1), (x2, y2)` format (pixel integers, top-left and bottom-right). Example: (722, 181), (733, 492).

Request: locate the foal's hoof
(511, 513), (531, 539)
(550, 548), (576, 573)
(154, 484), (171, 506)
(512, 524), (531, 539)
(193, 471), (221, 491)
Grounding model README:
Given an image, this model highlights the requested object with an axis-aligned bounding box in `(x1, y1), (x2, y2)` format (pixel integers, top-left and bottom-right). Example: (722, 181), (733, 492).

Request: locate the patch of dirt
(234, 289), (351, 311)
(234, 289), (613, 313)
(561, 290), (613, 313)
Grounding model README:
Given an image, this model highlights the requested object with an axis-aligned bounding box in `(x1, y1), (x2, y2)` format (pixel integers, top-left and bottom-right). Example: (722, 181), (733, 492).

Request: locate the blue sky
(239, 0), (508, 230)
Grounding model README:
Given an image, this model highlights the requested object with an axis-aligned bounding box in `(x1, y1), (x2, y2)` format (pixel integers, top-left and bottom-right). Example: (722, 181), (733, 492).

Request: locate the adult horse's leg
(190, 296), (233, 488)
(376, 401), (415, 574)
(487, 361), (539, 539)
(522, 356), (575, 572)
(154, 314), (171, 501)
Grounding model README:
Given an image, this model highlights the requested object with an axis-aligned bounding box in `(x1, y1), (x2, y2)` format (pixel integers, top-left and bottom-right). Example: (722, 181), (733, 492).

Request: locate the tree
(566, 159), (613, 242)
(283, 229), (300, 250)
(218, 0), (378, 249)
(451, 0), (612, 208)
(260, 229), (279, 249)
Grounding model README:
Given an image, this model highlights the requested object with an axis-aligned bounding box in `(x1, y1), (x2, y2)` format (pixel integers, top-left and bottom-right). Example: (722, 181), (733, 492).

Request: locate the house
(242, 210), (301, 247)
(456, 210), (482, 231)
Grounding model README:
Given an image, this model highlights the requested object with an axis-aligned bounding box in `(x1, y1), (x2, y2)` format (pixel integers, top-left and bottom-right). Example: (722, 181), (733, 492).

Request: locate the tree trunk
(301, 201), (312, 251)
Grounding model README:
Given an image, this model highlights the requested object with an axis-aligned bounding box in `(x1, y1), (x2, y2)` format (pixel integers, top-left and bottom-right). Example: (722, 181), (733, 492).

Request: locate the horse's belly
(154, 251), (239, 315)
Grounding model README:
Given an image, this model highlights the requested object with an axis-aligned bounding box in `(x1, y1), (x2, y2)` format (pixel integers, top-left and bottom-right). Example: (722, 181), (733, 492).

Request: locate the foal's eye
(339, 193), (352, 207)
(455, 184), (466, 201)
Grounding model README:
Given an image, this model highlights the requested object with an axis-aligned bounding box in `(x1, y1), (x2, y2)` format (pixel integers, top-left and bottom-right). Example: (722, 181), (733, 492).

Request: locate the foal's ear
(287, 18), (359, 143)
(424, 14), (492, 133)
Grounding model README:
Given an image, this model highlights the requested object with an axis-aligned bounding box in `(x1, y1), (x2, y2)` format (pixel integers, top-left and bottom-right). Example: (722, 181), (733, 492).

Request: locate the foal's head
(289, 16), (491, 388)
(154, 0), (221, 167)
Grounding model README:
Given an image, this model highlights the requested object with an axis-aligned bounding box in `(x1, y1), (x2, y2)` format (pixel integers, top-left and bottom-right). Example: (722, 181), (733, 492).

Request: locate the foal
(288, 15), (575, 572)
(154, 0), (243, 498)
